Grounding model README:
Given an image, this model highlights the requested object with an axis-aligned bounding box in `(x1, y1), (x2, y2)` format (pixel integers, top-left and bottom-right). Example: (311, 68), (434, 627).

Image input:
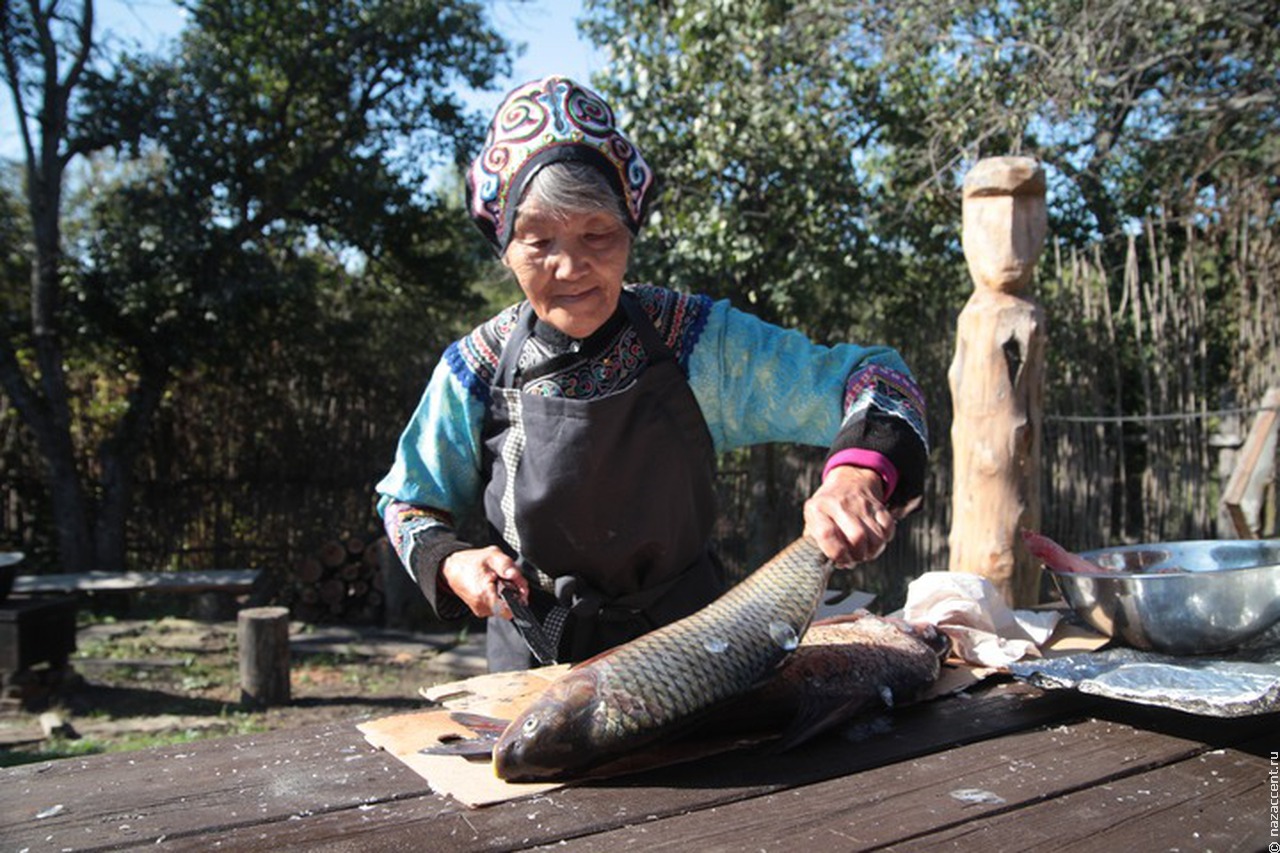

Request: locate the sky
(0, 0), (606, 159)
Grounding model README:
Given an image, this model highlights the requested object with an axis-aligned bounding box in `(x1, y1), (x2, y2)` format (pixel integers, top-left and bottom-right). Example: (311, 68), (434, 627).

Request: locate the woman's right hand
(439, 547), (529, 619)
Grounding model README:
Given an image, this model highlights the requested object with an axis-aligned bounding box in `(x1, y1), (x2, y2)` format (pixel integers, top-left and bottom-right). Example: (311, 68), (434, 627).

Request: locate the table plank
(535, 710), (1275, 852)
(894, 734), (1274, 852)
(7, 678), (1267, 853)
(0, 720), (431, 850)
(182, 682), (1096, 851)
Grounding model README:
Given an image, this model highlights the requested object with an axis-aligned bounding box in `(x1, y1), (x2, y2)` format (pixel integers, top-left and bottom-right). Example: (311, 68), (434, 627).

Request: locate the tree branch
(0, 1), (40, 171)
(0, 324), (57, 461)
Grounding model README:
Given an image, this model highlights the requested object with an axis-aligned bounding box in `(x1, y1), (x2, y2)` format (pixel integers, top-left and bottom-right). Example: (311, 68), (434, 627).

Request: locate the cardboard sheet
(358, 666), (570, 807)
(358, 664), (768, 807)
(1041, 618), (1111, 656)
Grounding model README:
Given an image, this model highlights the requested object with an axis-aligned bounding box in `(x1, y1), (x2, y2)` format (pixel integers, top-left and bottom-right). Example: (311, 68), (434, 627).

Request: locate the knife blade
(499, 579), (559, 665)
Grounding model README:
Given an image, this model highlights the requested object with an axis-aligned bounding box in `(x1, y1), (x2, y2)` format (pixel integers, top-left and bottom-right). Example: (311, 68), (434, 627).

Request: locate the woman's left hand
(803, 465), (896, 568)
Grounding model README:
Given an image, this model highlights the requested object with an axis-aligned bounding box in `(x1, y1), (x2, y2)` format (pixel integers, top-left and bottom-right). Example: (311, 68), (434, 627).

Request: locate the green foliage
(584, 0), (923, 340)
(837, 0), (1279, 249)
(0, 0), (518, 570)
(581, 0), (1277, 393)
(67, 0), (516, 374)
(579, 0), (974, 447)
(0, 165), (28, 319)
(585, 0), (1277, 273)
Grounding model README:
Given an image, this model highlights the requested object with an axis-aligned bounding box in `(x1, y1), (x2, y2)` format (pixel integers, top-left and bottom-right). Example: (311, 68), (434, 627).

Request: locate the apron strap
(620, 291), (677, 366)
(493, 302), (537, 389)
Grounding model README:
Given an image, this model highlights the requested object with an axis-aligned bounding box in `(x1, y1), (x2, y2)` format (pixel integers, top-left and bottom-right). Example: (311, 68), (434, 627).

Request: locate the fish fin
(418, 712), (507, 760)
(448, 711), (511, 735)
(418, 735), (496, 760)
(769, 690), (877, 753)
(809, 609), (873, 628)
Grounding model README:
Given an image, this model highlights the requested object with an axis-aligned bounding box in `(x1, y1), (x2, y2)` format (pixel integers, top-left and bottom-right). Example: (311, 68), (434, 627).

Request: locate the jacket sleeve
(685, 299), (928, 510)
(375, 352), (488, 618)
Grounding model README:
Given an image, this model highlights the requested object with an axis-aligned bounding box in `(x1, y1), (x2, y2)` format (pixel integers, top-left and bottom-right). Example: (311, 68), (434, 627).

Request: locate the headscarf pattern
(466, 76), (654, 251)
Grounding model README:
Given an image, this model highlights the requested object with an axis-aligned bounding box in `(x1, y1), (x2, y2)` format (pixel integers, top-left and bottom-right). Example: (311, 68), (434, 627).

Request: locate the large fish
(706, 610), (949, 751)
(434, 610), (950, 779)
(492, 536), (834, 781)
(425, 613), (949, 776)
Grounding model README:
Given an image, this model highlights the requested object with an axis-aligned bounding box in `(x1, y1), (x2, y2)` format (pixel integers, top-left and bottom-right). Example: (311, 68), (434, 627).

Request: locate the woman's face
(503, 201), (632, 339)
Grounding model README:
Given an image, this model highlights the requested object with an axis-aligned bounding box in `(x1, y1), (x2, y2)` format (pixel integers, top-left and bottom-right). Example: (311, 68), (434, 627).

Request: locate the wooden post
(1222, 387), (1280, 538)
(238, 606), (291, 707)
(948, 156), (1048, 607)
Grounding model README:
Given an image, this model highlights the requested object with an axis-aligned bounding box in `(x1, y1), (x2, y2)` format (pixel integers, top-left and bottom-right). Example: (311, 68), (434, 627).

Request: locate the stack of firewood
(287, 535), (386, 624)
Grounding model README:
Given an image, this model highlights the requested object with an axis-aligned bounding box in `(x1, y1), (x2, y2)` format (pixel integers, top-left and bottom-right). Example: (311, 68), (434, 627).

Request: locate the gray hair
(517, 161), (630, 227)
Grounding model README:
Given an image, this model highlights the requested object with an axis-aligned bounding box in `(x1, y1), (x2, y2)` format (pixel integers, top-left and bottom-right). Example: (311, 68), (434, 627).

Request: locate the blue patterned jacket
(376, 284), (928, 615)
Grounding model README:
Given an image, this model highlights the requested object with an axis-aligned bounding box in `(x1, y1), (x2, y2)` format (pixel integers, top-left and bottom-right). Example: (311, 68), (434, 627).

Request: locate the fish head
(492, 667), (602, 781)
(876, 614), (952, 662)
(910, 621), (952, 662)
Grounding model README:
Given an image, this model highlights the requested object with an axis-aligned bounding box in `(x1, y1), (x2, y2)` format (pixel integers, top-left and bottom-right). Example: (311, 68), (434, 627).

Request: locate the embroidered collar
(521, 303), (628, 384)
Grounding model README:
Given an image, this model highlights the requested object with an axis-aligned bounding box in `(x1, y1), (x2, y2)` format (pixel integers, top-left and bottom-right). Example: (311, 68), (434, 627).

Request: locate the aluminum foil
(1009, 624), (1280, 717)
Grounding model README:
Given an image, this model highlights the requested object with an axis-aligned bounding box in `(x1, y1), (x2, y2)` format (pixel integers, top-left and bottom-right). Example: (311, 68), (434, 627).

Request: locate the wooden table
(2, 680), (1274, 851)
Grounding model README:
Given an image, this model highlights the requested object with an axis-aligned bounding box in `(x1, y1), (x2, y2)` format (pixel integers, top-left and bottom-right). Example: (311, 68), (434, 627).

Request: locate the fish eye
(522, 715), (540, 735)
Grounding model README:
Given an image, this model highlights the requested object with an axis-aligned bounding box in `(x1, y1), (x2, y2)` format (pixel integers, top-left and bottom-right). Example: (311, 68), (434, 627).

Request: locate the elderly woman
(377, 76), (928, 672)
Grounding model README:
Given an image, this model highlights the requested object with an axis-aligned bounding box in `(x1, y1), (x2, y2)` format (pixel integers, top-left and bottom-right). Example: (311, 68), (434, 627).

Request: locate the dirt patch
(0, 615), (489, 765)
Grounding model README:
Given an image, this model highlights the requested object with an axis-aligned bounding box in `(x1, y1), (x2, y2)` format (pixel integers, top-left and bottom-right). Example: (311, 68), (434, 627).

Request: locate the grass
(1, 614), (266, 768)
(0, 713), (268, 768)
(0, 736), (103, 768)
(3, 610), (460, 768)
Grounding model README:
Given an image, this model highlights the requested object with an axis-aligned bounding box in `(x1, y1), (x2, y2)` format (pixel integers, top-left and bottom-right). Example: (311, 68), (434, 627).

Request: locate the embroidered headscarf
(465, 76), (654, 252)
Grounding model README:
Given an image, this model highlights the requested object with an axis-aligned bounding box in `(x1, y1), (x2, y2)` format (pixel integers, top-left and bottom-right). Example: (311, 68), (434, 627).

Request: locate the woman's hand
(439, 546), (529, 619)
(803, 465), (896, 568)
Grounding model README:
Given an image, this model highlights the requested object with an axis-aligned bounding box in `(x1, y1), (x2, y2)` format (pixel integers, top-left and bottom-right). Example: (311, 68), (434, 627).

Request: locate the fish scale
(493, 536), (834, 781)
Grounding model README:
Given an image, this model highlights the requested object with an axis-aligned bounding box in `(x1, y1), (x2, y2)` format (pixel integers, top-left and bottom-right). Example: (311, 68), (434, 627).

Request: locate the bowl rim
(1043, 538), (1280, 579)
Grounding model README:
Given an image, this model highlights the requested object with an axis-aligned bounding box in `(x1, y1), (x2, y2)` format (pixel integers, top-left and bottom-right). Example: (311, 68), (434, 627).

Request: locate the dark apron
(481, 292), (722, 671)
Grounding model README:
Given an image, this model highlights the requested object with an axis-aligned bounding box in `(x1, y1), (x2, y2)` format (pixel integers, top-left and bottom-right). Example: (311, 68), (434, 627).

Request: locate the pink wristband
(822, 448), (898, 500)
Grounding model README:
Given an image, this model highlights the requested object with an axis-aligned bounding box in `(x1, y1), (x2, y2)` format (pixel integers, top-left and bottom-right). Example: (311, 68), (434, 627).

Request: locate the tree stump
(948, 156), (1048, 608)
(238, 606), (291, 707)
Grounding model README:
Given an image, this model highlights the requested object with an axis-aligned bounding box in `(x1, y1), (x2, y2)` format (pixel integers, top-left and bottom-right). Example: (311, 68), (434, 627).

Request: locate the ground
(0, 614), (489, 767)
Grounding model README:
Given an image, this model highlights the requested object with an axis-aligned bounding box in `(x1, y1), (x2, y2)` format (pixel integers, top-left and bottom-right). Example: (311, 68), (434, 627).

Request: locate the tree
(580, 0), (1278, 567)
(583, 0), (1278, 321)
(842, 0), (1279, 258)
(1, 1), (100, 571)
(0, 0), (515, 571)
(584, 2), (874, 336)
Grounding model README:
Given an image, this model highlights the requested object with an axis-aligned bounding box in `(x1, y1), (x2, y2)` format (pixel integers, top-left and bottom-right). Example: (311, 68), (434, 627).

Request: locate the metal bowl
(1045, 540), (1280, 655)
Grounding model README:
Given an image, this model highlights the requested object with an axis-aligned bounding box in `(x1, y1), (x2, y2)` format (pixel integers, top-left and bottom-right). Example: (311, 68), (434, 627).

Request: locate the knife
(498, 579), (559, 666)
